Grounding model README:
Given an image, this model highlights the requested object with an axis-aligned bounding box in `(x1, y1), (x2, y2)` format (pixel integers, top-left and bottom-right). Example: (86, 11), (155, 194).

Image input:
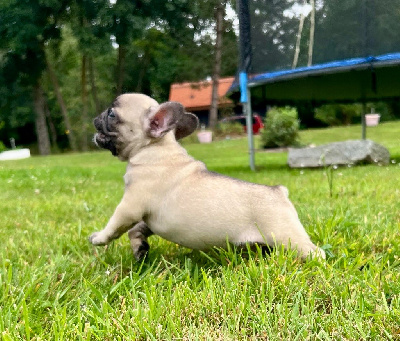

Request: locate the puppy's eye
(108, 108), (115, 118)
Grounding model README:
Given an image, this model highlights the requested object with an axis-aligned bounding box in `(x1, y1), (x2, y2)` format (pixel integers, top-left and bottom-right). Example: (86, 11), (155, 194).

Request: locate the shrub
(213, 122), (244, 138)
(179, 130), (200, 145)
(315, 104), (362, 126)
(0, 141), (6, 152)
(315, 102), (396, 126)
(261, 107), (300, 149)
(366, 102), (396, 122)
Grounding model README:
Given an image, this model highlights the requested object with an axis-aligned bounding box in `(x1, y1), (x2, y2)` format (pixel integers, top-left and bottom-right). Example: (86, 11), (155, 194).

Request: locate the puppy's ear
(146, 102), (179, 139)
(175, 111), (199, 140)
(146, 101), (198, 140)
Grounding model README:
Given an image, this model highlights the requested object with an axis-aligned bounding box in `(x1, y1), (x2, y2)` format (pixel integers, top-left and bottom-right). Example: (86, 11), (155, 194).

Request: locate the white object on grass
(0, 148), (31, 161)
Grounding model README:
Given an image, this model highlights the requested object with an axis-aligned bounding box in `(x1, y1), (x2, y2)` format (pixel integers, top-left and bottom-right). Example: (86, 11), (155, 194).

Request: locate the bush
(213, 122), (244, 138)
(261, 107), (300, 149)
(179, 130), (200, 145)
(315, 104), (362, 126)
(366, 102), (396, 122)
(0, 141), (6, 152)
(315, 102), (398, 127)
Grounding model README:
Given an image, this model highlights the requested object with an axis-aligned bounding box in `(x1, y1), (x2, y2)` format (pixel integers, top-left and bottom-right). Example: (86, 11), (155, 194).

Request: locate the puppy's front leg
(89, 200), (141, 246)
(128, 221), (153, 261)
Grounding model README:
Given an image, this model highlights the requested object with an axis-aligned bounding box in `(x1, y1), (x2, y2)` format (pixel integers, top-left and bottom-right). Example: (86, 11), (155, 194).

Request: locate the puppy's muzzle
(93, 114), (118, 155)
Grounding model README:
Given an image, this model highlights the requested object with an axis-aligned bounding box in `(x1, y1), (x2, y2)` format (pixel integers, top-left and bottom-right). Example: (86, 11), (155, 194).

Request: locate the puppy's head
(93, 93), (199, 160)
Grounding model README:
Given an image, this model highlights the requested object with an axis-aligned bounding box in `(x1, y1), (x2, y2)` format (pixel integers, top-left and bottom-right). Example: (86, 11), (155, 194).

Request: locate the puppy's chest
(123, 166), (151, 189)
(143, 188), (189, 232)
(123, 172), (132, 188)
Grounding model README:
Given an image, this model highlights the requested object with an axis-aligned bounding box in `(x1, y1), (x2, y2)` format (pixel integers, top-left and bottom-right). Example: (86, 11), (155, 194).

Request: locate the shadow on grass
(97, 240), (282, 282)
(210, 163), (289, 174)
(390, 153), (400, 163)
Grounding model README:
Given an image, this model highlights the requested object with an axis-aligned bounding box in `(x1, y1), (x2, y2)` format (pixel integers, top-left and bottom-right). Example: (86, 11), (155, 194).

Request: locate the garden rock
(287, 139), (390, 168)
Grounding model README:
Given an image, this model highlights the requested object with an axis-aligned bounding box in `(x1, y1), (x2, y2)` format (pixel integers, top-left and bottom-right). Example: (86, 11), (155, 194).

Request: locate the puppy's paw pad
(133, 241), (149, 261)
(88, 232), (108, 246)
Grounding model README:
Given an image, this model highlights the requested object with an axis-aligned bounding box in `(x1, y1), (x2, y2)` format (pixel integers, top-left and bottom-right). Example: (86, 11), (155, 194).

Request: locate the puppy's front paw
(88, 231), (109, 246)
(314, 247), (326, 260)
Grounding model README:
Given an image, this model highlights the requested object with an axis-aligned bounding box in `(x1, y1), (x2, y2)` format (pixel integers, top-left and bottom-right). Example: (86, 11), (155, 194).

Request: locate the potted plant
(197, 124), (213, 143)
(365, 108), (381, 127)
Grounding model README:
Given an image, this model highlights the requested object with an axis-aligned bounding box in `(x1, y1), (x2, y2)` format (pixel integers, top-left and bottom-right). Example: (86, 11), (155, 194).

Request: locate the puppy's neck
(128, 132), (191, 165)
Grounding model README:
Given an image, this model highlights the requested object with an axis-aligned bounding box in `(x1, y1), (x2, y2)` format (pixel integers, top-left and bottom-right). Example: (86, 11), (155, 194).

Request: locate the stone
(287, 139), (390, 168)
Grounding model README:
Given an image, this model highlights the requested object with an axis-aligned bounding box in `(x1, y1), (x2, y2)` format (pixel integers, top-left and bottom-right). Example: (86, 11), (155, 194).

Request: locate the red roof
(169, 77), (235, 111)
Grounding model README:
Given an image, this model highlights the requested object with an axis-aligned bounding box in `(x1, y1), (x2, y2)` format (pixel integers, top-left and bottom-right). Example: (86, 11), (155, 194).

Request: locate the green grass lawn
(1, 122), (400, 340)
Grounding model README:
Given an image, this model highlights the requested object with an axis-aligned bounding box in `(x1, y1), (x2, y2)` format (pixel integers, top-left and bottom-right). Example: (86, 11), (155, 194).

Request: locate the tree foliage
(0, 0), (238, 152)
(0, 0), (70, 153)
(1, 0), (399, 152)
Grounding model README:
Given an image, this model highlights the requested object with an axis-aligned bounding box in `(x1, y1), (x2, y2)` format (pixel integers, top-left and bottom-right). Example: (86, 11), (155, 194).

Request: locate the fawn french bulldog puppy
(89, 93), (325, 261)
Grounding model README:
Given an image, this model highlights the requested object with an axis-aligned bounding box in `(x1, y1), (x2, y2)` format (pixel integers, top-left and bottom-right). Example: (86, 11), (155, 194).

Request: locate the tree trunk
(45, 54), (78, 151)
(81, 54), (89, 151)
(33, 83), (51, 155)
(308, 0), (315, 66)
(209, 3), (224, 129)
(135, 55), (150, 93)
(292, 0), (307, 69)
(44, 100), (58, 148)
(88, 56), (102, 113)
(116, 44), (127, 95)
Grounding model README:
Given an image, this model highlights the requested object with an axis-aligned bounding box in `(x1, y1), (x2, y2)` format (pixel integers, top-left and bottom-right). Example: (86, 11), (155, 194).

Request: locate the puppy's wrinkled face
(93, 93), (198, 160)
(93, 107), (120, 156)
(93, 94), (159, 160)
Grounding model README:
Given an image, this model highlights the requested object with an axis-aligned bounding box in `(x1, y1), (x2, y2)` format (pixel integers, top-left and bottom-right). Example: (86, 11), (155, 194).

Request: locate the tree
(43, 24), (116, 150)
(292, 0), (307, 69)
(162, 0), (237, 127)
(0, 0), (69, 154)
(307, 0), (315, 66)
(0, 0), (240, 151)
(209, 2), (225, 129)
(312, 0), (400, 64)
(249, 0), (299, 73)
(68, 0), (110, 150)
(33, 83), (51, 155)
(45, 50), (78, 151)
(108, 0), (148, 95)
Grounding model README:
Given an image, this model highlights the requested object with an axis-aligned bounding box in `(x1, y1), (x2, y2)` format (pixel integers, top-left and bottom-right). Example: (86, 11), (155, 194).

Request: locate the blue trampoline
(229, 52), (400, 103)
(233, 0), (400, 169)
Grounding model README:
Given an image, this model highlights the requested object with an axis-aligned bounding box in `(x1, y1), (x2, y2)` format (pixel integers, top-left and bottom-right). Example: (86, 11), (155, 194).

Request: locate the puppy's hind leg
(270, 224), (326, 260)
(128, 221), (153, 261)
(289, 238), (326, 260)
(263, 189), (325, 260)
(237, 232), (325, 261)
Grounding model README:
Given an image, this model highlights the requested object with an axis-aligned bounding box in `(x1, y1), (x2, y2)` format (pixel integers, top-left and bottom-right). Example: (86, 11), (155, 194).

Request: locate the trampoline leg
(246, 88), (256, 171)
